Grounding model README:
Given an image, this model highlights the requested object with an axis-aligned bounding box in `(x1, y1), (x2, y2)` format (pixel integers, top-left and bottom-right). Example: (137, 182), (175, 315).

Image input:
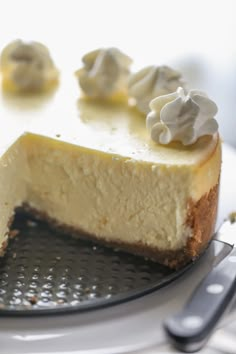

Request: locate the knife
(164, 215), (236, 353)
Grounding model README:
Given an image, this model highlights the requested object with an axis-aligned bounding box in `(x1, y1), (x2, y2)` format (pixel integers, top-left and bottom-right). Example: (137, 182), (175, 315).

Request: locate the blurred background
(0, 0), (234, 146)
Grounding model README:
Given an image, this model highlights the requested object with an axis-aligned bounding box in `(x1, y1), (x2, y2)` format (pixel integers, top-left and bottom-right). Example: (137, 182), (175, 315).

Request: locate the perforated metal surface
(0, 214), (190, 315)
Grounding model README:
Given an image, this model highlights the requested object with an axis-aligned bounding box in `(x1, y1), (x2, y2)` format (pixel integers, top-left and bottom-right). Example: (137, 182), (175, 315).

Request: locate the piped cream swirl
(128, 65), (184, 114)
(76, 48), (132, 98)
(146, 87), (218, 146)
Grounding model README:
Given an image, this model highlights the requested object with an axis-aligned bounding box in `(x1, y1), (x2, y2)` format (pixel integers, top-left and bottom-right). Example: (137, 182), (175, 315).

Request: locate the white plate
(1, 143), (236, 354)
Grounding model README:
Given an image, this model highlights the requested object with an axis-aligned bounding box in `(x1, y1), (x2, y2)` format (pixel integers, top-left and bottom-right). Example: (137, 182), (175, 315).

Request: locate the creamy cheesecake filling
(21, 133), (220, 252)
(0, 137), (29, 250)
(25, 144), (191, 250)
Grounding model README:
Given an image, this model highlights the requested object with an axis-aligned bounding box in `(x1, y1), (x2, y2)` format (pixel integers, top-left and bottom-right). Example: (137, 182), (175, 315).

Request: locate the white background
(0, 2), (235, 353)
(0, 0), (235, 145)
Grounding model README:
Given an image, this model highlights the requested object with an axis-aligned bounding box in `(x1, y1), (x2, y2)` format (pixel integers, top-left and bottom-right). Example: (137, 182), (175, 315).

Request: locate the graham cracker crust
(14, 183), (219, 269)
(185, 182), (219, 263)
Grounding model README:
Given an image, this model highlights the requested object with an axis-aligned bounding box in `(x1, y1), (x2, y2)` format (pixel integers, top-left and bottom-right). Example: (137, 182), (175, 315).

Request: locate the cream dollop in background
(75, 48), (132, 98)
(0, 39), (59, 92)
(146, 87), (218, 145)
(128, 66), (184, 114)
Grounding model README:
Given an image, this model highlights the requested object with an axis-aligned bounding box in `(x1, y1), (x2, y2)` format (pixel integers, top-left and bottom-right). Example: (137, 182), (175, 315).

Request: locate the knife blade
(164, 215), (236, 353)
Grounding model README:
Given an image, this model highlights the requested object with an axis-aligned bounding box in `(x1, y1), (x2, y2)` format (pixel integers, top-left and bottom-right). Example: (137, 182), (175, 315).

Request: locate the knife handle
(164, 247), (236, 353)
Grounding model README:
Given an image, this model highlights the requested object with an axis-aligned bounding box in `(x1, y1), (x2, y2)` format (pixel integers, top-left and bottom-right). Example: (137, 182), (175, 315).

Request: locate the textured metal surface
(0, 213), (190, 315)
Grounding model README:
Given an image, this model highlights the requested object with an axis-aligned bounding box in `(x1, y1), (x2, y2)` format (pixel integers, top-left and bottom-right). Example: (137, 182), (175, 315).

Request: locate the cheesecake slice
(0, 95), (221, 268)
(0, 44), (221, 269)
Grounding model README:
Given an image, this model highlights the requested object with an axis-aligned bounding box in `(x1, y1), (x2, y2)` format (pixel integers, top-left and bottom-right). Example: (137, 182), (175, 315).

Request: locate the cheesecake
(0, 43), (221, 269)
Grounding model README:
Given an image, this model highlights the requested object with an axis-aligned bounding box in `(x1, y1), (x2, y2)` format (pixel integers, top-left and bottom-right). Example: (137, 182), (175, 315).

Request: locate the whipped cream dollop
(0, 39), (59, 92)
(76, 48), (132, 98)
(128, 65), (184, 114)
(146, 87), (218, 146)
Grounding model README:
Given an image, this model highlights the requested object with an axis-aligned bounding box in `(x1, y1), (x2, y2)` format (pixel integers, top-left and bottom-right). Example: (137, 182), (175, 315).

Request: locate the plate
(0, 213), (193, 316)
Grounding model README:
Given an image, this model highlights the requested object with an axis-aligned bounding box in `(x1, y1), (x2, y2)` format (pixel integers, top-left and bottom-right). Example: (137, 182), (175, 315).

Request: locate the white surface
(0, 143), (235, 354)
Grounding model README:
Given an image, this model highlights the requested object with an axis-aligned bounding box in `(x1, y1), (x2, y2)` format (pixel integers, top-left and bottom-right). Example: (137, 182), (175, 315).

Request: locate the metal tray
(0, 213), (192, 316)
